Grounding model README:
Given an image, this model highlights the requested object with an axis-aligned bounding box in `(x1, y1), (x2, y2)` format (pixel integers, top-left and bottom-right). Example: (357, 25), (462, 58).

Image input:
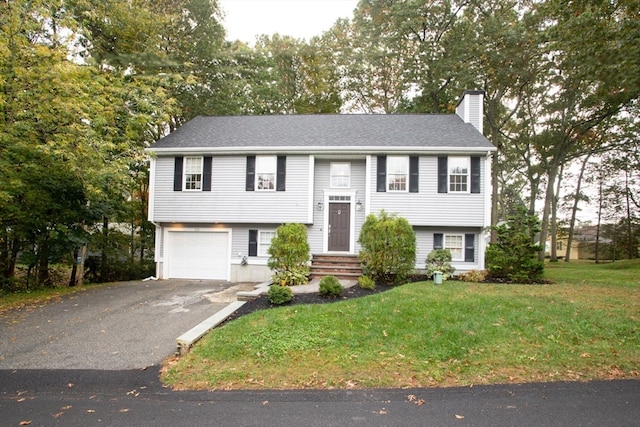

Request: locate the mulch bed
(223, 284), (390, 324)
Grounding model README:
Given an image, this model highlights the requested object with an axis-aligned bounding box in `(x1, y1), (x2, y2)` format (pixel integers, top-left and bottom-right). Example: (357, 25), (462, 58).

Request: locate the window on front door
(184, 156), (203, 190)
(330, 162), (351, 188)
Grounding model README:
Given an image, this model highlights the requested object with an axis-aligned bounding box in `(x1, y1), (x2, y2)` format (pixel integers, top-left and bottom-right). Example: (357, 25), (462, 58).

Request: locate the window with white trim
(444, 234), (464, 261)
(330, 162), (351, 188)
(184, 156), (203, 190)
(256, 155), (277, 191)
(449, 157), (469, 193)
(258, 231), (276, 256)
(387, 156), (408, 192)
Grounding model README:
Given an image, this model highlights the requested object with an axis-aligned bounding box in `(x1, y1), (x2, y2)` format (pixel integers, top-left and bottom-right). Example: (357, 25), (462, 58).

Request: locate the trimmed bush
(267, 285), (293, 305)
(358, 211), (416, 286)
(358, 275), (376, 290)
(425, 249), (455, 280)
(485, 205), (544, 283)
(268, 223), (310, 286)
(319, 275), (343, 297)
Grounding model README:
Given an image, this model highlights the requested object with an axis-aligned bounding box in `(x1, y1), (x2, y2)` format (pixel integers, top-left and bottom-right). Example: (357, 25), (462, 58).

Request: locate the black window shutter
(202, 157), (212, 191)
(246, 156), (255, 191)
(470, 156), (480, 193)
(248, 229), (258, 257)
(465, 234), (475, 262)
(409, 156), (419, 193)
(434, 233), (443, 250)
(437, 156), (448, 193)
(377, 155), (387, 192)
(276, 156), (286, 191)
(173, 157), (183, 191)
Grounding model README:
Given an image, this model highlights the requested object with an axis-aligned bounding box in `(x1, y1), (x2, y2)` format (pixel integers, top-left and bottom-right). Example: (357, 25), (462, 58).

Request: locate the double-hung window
(330, 163), (351, 188)
(258, 231), (276, 257)
(444, 234), (464, 261)
(448, 157), (469, 193)
(256, 156), (277, 191)
(387, 156), (408, 192)
(184, 156), (203, 191)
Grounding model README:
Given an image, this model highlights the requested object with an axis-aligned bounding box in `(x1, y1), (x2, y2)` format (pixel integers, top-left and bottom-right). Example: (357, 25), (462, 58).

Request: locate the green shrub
(358, 275), (376, 290)
(358, 211), (416, 286)
(267, 223), (310, 286)
(485, 205), (544, 283)
(319, 275), (343, 297)
(425, 249), (455, 280)
(267, 285), (293, 305)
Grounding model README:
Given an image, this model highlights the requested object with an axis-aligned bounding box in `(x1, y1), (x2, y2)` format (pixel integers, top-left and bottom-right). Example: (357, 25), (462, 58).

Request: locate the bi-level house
(147, 90), (496, 282)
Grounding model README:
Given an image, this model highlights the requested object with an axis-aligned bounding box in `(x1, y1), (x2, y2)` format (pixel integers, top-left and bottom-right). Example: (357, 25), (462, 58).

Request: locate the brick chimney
(456, 90), (484, 135)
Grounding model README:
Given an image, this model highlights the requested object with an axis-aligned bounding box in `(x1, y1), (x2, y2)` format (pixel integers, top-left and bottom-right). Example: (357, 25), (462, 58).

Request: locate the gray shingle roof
(149, 114), (495, 153)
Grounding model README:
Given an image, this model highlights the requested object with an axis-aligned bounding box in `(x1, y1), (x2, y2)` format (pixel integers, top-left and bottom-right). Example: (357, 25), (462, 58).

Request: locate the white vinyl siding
(152, 155), (310, 223)
(369, 156), (486, 227)
(415, 227), (481, 272)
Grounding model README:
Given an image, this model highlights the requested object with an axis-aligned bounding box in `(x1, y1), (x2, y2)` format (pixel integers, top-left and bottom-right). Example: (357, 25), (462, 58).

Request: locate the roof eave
(145, 145), (497, 156)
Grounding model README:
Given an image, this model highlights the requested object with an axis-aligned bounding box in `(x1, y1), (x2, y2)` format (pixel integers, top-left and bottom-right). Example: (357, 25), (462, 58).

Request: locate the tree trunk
(538, 166), (558, 261)
(69, 247), (79, 287)
(549, 164), (564, 262)
(625, 169), (633, 259)
(101, 216), (109, 282)
(565, 153), (591, 262)
(37, 237), (50, 286)
(77, 245), (88, 286)
(595, 176), (603, 263)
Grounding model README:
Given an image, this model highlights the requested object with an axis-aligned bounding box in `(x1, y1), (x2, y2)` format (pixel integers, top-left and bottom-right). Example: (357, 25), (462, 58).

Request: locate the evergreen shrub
(358, 211), (416, 286)
(319, 275), (343, 297)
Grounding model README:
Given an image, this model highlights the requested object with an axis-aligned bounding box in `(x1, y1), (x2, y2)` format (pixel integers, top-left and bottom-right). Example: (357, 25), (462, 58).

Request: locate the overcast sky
(218, 0), (359, 44)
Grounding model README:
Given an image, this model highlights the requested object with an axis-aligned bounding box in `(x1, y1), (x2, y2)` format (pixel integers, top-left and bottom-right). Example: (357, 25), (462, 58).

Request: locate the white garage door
(167, 231), (229, 280)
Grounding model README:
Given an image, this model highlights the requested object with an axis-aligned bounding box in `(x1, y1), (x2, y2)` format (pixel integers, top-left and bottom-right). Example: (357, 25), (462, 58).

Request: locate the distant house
(146, 90), (496, 281)
(547, 225), (614, 260)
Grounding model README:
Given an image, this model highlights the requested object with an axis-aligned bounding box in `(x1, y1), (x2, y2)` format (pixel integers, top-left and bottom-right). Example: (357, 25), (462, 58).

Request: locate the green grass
(162, 260), (640, 390)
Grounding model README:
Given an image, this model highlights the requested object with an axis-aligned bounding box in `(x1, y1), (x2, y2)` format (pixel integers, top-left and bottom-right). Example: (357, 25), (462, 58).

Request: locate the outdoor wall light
(356, 200), (362, 211)
(317, 201), (324, 211)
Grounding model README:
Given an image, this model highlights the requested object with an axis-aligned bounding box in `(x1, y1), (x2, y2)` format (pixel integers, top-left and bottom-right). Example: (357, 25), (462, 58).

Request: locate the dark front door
(328, 202), (350, 252)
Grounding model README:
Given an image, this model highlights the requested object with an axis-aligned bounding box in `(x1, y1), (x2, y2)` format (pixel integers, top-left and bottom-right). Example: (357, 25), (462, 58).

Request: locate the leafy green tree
(358, 211), (416, 285)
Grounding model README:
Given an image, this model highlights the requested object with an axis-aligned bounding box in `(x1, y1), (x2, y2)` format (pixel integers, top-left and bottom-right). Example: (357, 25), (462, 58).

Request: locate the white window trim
(183, 156), (203, 191)
(258, 230), (275, 257)
(448, 156), (470, 193)
(444, 233), (464, 261)
(256, 155), (277, 192)
(330, 162), (351, 189)
(387, 155), (409, 193)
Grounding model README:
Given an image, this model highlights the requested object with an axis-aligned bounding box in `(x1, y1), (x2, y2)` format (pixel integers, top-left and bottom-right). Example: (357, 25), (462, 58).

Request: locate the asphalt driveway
(0, 280), (255, 370)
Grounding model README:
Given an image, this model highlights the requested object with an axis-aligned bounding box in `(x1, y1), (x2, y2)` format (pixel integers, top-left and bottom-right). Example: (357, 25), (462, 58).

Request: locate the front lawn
(162, 260), (640, 390)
